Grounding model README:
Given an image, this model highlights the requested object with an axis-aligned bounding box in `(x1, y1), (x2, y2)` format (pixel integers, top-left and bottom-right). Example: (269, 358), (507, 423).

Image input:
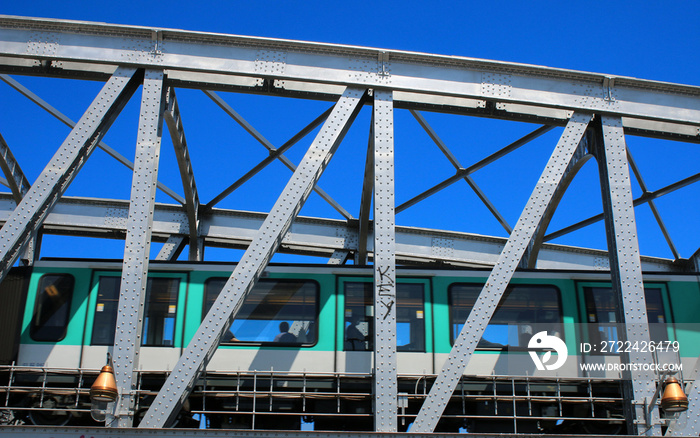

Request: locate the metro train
(1, 258), (699, 433)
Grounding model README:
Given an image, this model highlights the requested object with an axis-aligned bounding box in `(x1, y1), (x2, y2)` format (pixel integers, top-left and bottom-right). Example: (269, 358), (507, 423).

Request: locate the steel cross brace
(410, 112), (593, 433)
(0, 66), (141, 283)
(109, 69), (167, 427)
(139, 87), (368, 428)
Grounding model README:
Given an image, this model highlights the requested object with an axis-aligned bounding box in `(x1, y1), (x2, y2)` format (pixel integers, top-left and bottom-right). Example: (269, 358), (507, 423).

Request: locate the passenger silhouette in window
(274, 321), (296, 343)
(345, 316), (366, 350)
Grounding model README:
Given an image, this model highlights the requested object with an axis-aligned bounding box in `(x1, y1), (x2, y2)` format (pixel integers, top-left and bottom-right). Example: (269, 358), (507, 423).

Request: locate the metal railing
(0, 364), (633, 432)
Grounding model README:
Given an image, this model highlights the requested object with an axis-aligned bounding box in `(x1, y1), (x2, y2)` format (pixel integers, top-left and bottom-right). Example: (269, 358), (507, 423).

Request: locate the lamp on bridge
(90, 354), (118, 422)
(660, 377), (688, 413)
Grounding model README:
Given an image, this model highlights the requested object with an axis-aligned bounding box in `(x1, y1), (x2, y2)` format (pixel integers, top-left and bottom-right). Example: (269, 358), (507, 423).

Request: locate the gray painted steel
(111, 69), (166, 427)
(0, 16), (696, 434)
(0, 193), (677, 271)
(596, 116), (659, 435)
(138, 87), (367, 428)
(1, 17), (698, 139)
(164, 88), (201, 261)
(0, 66), (140, 283)
(372, 90), (397, 431)
(410, 112), (593, 433)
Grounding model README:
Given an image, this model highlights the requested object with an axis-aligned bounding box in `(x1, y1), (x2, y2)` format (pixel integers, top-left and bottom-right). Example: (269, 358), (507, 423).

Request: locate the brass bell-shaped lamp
(90, 360), (118, 422)
(660, 377), (688, 413)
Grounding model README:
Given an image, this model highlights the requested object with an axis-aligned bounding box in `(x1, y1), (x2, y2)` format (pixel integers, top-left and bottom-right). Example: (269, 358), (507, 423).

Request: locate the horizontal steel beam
(0, 193), (676, 271)
(0, 16), (699, 141)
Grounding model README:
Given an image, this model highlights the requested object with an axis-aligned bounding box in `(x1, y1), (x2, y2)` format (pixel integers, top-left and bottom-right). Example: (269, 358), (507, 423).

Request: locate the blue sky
(1, 1), (699, 263)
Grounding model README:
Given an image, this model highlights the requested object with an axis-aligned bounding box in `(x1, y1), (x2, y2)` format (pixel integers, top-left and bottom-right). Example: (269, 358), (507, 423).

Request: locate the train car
(1, 258), (699, 433)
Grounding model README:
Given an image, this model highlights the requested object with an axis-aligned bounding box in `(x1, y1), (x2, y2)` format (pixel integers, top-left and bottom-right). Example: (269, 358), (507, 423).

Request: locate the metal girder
(0, 193), (677, 271)
(0, 132), (29, 203)
(2, 17), (697, 138)
(0, 66), (140, 283)
(524, 130), (594, 268)
(155, 235), (186, 261)
(164, 87), (201, 261)
(410, 112), (593, 433)
(595, 115), (660, 435)
(357, 116), (375, 265)
(0, 74), (185, 204)
(203, 90), (353, 219)
(139, 87), (368, 428)
(409, 109), (512, 234)
(372, 89), (397, 431)
(110, 69), (166, 427)
(396, 124), (554, 213)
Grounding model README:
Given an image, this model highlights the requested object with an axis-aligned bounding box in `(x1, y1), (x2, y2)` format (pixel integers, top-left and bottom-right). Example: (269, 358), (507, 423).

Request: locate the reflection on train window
(584, 286), (667, 350)
(449, 284), (562, 349)
(91, 276), (180, 347)
(30, 274), (75, 342)
(204, 278), (318, 346)
(343, 282), (425, 352)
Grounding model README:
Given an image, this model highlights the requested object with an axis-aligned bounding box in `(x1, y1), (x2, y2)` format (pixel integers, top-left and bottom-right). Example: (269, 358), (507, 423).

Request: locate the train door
(80, 271), (188, 370)
(576, 281), (676, 372)
(336, 277), (432, 374)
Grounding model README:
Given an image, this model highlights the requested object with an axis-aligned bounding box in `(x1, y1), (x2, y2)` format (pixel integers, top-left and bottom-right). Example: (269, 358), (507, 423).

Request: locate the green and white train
(1, 258), (699, 432)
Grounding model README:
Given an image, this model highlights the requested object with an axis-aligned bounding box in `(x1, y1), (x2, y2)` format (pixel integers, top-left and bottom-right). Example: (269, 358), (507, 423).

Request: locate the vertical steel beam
(372, 90), (397, 432)
(109, 70), (166, 427)
(164, 88), (201, 261)
(410, 112), (592, 433)
(139, 87), (367, 428)
(595, 116), (661, 436)
(0, 67), (140, 282)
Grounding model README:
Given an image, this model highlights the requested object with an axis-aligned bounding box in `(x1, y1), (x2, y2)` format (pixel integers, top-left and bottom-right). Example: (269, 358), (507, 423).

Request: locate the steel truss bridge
(0, 15), (699, 437)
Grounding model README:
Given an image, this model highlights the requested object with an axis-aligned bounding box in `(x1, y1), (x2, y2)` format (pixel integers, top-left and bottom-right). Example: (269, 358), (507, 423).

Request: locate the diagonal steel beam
(410, 109), (513, 234)
(396, 124), (554, 214)
(139, 87), (368, 428)
(0, 67), (141, 283)
(0, 132), (30, 203)
(410, 112), (592, 433)
(202, 104), (334, 212)
(204, 90), (354, 219)
(109, 69), (167, 427)
(0, 74), (185, 204)
(164, 87), (201, 261)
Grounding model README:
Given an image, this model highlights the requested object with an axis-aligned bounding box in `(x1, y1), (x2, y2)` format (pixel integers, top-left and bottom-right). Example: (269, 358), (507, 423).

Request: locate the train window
(448, 284), (562, 349)
(91, 276), (180, 346)
(584, 286), (667, 350)
(343, 282), (425, 352)
(30, 274), (75, 342)
(204, 278), (318, 346)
